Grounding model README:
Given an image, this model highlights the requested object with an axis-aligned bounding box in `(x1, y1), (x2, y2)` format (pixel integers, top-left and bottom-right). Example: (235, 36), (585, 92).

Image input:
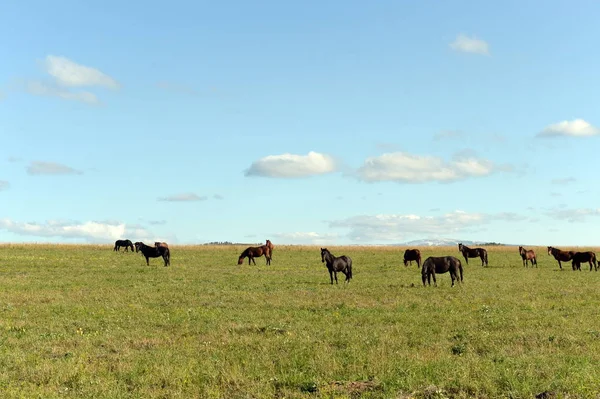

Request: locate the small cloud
(43, 55), (120, 89)
(537, 119), (600, 138)
(551, 177), (576, 185)
(355, 151), (501, 183)
(26, 81), (100, 105)
(245, 151), (337, 178)
(544, 207), (600, 223)
(450, 34), (490, 56)
(7, 157), (22, 163)
(148, 220), (167, 225)
(550, 192), (562, 197)
(158, 193), (207, 202)
(433, 130), (464, 141)
(213, 194), (224, 200)
(27, 161), (82, 176)
(0, 181), (9, 191)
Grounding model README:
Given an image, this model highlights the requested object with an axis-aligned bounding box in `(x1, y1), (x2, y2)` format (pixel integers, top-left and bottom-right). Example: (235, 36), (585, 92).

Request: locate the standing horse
(421, 256), (463, 287)
(134, 242), (171, 266)
(403, 249), (421, 267)
(571, 251), (598, 271)
(155, 242), (169, 250)
(265, 239), (274, 260)
(320, 248), (352, 284)
(238, 245), (271, 265)
(114, 239), (134, 252)
(547, 246), (575, 270)
(458, 243), (488, 266)
(519, 246), (537, 267)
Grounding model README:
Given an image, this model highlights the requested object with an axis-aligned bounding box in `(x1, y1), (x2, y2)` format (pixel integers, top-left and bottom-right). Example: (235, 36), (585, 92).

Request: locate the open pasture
(0, 244), (599, 398)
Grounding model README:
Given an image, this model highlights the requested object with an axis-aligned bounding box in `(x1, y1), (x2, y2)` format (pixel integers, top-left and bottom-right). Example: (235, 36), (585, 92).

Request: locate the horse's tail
(484, 250), (488, 266)
(459, 259), (464, 282)
(347, 258), (353, 280)
(164, 248), (171, 266)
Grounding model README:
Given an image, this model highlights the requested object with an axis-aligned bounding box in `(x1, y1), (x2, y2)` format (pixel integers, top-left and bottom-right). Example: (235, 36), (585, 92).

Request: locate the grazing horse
(403, 249), (421, 267)
(458, 243), (488, 266)
(238, 245), (271, 266)
(320, 248), (352, 284)
(134, 242), (171, 267)
(571, 251), (598, 271)
(519, 246), (537, 267)
(114, 239), (134, 252)
(547, 246), (575, 270)
(421, 256), (463, 287)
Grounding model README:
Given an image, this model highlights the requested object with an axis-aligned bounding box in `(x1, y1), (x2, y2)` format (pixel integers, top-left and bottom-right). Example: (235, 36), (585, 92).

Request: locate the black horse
(134, 242), (171, 267)
(458, 243), (488, 266)
(421, 256), (463, 287)
(403, 249), (421, 267)
(571, 251), (597, 271)
(114, 239), (134, 252)
(320, 248), (352, 284)
(547, 246), (575, 270)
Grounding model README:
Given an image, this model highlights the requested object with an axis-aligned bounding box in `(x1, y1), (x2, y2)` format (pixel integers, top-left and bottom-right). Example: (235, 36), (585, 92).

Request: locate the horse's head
(547, 246), (553, 255)
(134, 242), (141, 252)
(320, 248), (328, 263)
(519, 246), (524, 254)
(458, 243), (463, 251)
(237, 257), (244, 265)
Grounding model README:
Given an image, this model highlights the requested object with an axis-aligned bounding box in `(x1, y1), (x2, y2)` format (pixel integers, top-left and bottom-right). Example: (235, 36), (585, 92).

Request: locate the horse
(265, 239), (274, 260)
(155, 242), (169, 250)
(403, 249), (421, 267)
(114, 239), (134, 252)
(320, 248), (352, 284)
(238, 245), (271, 265)
(571, 251), (597, 271)
(421, 256), (463, 287)
(519, 246), (537, 268)
(547, 246), (575, 270)
(458, 243), (488, 266)
(134, 242), (171, 267)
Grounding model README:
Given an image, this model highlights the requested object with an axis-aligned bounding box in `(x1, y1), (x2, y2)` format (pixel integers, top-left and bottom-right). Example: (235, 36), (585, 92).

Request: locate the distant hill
(395, 238), (506, 247)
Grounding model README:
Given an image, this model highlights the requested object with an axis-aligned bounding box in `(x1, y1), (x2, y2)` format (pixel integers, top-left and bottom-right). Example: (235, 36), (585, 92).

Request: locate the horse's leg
(558, 260), (562, 270)
(432, 272), (437, 287)
(334, 271), (338, 284)
(145, 256), (149, 266)
(329, 270), (333, 285)
(451, 272), (456, 287)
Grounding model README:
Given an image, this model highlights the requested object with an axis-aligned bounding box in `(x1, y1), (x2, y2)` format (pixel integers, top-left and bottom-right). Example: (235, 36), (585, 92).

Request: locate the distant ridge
(395, 238), (506, 247)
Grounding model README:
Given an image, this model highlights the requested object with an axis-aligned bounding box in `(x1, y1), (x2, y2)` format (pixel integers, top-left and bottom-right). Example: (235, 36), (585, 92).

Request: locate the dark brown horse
(114, 239), (134, 252)
(403, 249), (421, 267)
(320, 248), (352, 284)
(421, 256), (463, 287)
(458, 243), (488, 266)
(519, 246), (537, 267)
(238, 245), (271, 265)
(571, 251), (598, 271)
(134, 242), (171, 267)
(547, 246), (575, 270)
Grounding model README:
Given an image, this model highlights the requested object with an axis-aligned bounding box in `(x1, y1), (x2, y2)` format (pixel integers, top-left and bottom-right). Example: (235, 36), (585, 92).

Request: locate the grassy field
(0, 244), (600, 398)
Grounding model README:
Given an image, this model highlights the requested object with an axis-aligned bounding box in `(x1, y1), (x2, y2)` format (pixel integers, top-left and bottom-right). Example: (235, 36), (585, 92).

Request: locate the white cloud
(433, 130), (464, 141)
(158, 193), (207, 202)
(329, 211), (523, 243)
(26, 81), (100, 105)
(44, 55), (120, 89)
(245, 151), (337, 178)
(356, 151), (496, 183)
(537, 119), (600, 138)
(544, 207), (600, 223)
(272, 231), (339, 245)
(449, 34), (490, 55)
(213, 194), (224, 200)
(551, 177), (576, 185)
(27, 161), (82, 175)
(0, 181), (9, 191)
(0, 219), (154, 243)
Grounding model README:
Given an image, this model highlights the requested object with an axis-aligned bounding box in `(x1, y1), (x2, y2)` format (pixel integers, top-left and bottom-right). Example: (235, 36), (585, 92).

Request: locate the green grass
(0, 244), (599, 398)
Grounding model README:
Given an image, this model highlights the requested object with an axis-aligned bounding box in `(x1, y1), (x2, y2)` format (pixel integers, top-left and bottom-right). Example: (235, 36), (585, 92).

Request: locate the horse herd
(114, 238), (599, 286)
(113, 239), (171, 267)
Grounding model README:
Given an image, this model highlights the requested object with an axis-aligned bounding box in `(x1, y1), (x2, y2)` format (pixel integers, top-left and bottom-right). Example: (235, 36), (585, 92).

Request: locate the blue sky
(1, 0), (600, 246)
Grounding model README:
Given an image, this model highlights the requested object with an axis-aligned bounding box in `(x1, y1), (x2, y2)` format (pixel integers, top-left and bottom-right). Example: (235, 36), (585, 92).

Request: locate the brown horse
(421, 256), (463, 287)
(458, 243), (488, 266)
(547, 246), (575, 270)
(571, 251), (598, 271)
(155, 241), (169, 250)
(519, 246), (537, 267)
(265, 239), (274, 260)
(238, 245), (271, 265)
(403, 249), (421, 267)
